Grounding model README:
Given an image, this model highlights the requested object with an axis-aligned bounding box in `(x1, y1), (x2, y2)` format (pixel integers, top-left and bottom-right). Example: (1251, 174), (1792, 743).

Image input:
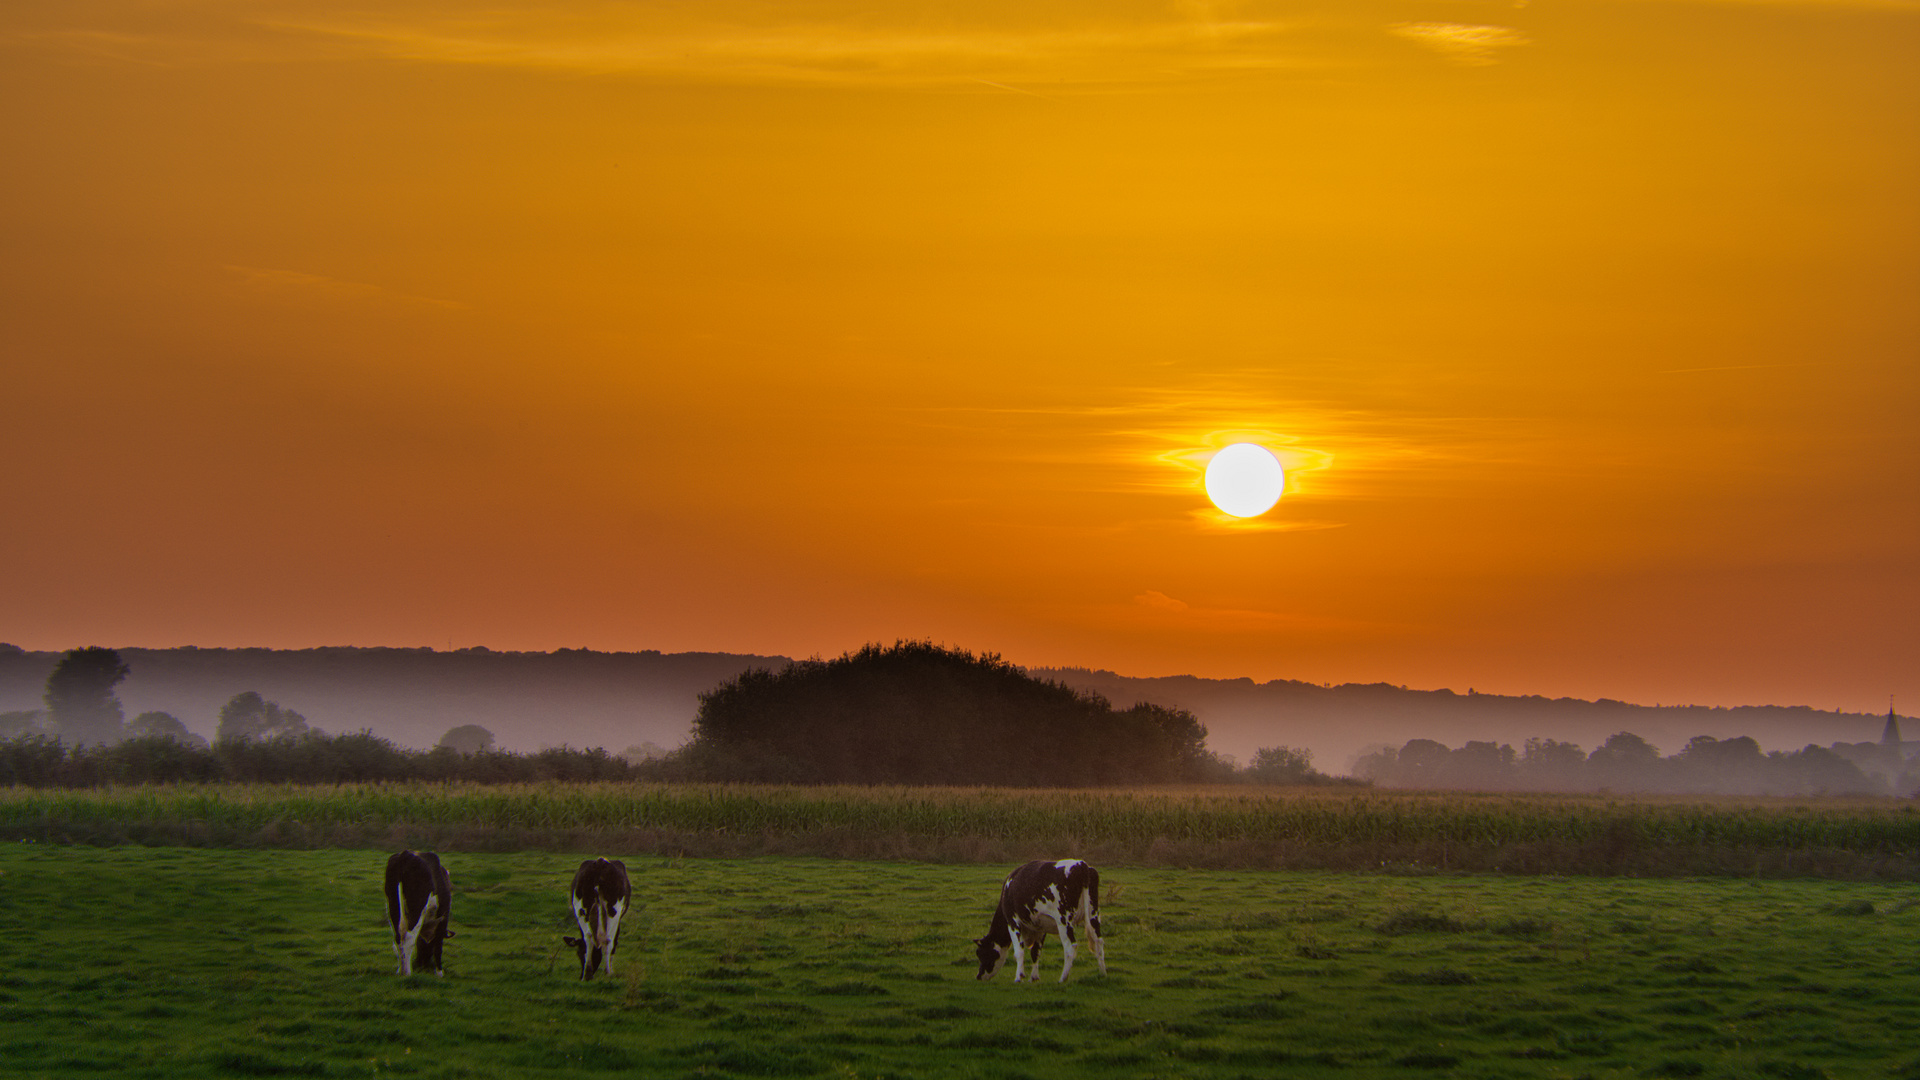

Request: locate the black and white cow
(385, 850), (452, 976)
(973, 859), (1107, 983)
(561, 858), (630, 980)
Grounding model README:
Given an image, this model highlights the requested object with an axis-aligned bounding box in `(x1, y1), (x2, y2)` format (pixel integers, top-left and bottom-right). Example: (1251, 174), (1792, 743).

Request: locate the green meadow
(2, 845), (1916, 1079)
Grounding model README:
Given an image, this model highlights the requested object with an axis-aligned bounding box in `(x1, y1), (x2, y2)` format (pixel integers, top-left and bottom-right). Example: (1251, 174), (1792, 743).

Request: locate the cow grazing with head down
(562, 858), (631, 980)
(385, 850), (452, 976)
(974, 859), (1106, 983)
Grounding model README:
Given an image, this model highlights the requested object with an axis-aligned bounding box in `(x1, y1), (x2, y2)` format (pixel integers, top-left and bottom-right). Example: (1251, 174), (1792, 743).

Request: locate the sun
(1204, 443), (1286, 517)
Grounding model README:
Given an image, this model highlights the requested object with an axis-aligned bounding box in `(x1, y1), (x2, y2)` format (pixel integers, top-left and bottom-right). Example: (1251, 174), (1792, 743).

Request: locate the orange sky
(3, 0), (1915, 714)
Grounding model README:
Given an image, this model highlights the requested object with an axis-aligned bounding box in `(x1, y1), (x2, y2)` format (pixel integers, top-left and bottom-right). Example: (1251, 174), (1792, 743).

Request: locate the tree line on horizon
(0, 647), (644, 786)
(9, 644), (1907, 796)
(1356, 731), (1914, 797)
(2, 643), (1354, 788)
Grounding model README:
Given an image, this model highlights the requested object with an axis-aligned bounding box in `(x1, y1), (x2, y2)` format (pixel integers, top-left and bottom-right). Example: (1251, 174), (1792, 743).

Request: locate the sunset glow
(2, 0), (1914, 714)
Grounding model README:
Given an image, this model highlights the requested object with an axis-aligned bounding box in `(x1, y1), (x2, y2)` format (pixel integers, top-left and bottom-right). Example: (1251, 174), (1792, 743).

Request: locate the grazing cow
(973, 859), (1106, 983)
(384, 850), (452, 976)
(561, 858), (631, 980)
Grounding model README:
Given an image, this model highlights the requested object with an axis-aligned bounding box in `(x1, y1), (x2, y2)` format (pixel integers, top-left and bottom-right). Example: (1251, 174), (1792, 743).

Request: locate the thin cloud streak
(259, 13), (1316, 89)
(904, 382), (1544, 509)
(1389, 22), (1530, 66)
(224, 265), (466, 311)
(1657, 363), (1800, 374)
(4, 3), (1357, 88)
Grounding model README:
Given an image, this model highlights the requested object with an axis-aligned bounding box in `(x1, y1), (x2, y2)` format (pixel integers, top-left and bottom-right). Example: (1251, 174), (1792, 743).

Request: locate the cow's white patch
(394, 889), (438, 976)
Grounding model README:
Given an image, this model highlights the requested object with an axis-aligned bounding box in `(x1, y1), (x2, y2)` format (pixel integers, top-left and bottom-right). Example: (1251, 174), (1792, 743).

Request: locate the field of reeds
(4, 782), (1917, 878)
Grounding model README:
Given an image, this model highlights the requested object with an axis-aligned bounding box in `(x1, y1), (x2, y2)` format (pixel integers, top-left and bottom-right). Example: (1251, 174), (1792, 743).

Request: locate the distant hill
(1029, 667), (1901, 773)
(0, 645), (1895, 772)
(0, 645), (791, 753)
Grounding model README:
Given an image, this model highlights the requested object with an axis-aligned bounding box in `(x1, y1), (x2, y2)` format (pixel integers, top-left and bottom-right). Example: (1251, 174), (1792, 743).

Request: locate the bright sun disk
(1204, 443), (1286, 517)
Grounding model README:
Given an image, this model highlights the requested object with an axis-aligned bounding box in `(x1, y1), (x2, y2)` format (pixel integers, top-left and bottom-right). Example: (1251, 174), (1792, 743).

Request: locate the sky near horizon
(3, 0), (1915, 715)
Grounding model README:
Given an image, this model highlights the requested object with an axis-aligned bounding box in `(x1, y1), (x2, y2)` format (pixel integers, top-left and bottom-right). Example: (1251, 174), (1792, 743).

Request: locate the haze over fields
(3, 1), (1914, 725)
(0, 645), (1903, 777)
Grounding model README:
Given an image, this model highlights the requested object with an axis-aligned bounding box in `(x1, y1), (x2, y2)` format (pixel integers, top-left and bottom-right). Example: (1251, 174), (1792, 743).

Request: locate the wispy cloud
(892, 369), (1538, 543)
(1389, 22), (1530, 66)
(14, 0), (1916, 85)
(0, 2), (1368, 89)
(1134, 590), (1191, 613)
(260, 10), (1314, 90)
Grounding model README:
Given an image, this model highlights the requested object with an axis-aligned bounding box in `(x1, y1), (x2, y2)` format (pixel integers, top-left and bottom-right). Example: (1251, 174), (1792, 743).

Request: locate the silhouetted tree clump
(1242, 745), (1356, 786)
(43, 647), (130, 746)
(683, 640), (1219, 786)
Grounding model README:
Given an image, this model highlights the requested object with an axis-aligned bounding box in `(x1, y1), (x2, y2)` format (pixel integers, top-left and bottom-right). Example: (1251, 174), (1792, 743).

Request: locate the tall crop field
(2, 782), (1915, 877)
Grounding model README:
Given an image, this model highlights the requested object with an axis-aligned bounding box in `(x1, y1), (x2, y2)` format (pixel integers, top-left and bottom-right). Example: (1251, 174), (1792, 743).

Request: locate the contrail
(973, 78), (1062, 101)
(1656, 363), (1797, 374)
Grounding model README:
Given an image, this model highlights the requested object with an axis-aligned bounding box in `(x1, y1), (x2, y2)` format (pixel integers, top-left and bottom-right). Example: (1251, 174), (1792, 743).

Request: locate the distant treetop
(436, 724), (497, 755)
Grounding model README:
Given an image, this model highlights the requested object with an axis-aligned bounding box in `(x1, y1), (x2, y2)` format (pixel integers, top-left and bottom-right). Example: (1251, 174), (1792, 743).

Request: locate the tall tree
(43, 647), (130, 745)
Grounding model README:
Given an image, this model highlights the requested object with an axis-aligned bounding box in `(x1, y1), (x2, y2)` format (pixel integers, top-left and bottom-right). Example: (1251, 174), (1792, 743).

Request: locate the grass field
(2, 845), (1917, 1079)
(5, 782), (1917, 877)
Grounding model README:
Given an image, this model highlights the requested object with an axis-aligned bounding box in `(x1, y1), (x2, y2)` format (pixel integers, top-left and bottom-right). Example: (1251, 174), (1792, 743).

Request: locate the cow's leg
(394, 884), (420, 975)
(414, 895), (439, 976)
(1024, 931), (1044, 983)
(603, 901), (624, 977)
(1086, 908), (1107, 976)
(572, 896), (595, 979)
(1007, 923), (1030, 983)
(392, 883), (410, 974)
(587, 897), (613, 980)
(397, 892), (436, 976)
(1057, 920), (1078, 982)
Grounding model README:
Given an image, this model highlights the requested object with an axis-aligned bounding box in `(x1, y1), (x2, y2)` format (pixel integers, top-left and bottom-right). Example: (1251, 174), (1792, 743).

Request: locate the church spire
(1883, 698), (1902, 749)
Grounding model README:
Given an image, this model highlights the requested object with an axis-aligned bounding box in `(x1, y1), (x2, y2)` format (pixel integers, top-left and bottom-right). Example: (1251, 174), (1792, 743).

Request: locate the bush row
(0, 732), (641, 787)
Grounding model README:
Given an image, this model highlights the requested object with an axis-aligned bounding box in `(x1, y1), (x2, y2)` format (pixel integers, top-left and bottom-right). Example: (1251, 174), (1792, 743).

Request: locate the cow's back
(998, 859), (1094, 922)
(572, 857), (631, 907)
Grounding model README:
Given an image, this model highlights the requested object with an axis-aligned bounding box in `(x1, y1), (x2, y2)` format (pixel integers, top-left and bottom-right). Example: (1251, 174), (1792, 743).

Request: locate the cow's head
(973, 937), (1008, 981)
(563, 935), (603, 979)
